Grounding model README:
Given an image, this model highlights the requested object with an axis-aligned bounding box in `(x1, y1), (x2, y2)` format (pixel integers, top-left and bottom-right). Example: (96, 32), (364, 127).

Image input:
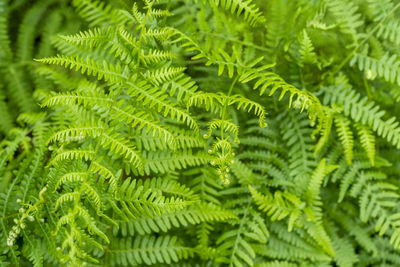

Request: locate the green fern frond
(72, 0), (130, 27)
(142, 150), (210, 175)
(239, 66), (325, 131)
(36, 55), (128, 83)
(113, 178), (190, 220)
(57, 27), (115, 49)
(204, 0), (266, 26)
(334, 115), (354, 165)
(350, 52), (400, 86)
(323, 80), (400, 148)
(100, 130), (143, 171)
(326, 0), (363, 44)
(355, 123), (375, 166)
(109, 235), (194, 266)
(50, 149), (96, 166)
(143, 66), (186, 86)
(249, 186), (304, 231)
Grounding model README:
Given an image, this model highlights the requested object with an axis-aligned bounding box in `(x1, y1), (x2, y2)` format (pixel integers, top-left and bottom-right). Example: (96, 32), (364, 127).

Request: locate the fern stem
(363, 78), (372, 99)
(220, 76), (239, 140)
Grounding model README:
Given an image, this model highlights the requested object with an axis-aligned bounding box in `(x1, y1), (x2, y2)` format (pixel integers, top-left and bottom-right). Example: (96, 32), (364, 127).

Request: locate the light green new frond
(228, 94), (267, 128)
(334, 115), (354, 165)
(109, 235), (194, 266)
(81, 182), (102, 213)
(56, 205), (108, 244)
(55, 172), (88, 190)
(204, 0), (266, 26)
(187, 92), (224, 114)
(205, 119), (239, 141)
(116, 25), (139, 48)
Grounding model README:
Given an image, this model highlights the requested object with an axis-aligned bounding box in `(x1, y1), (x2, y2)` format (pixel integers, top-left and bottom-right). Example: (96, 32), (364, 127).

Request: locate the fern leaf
(204, 0), (266, 26)
(334, 115), (354, 165)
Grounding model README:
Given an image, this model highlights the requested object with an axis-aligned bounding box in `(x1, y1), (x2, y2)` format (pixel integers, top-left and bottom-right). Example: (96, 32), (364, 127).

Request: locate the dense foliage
(2, 0), (400, 266)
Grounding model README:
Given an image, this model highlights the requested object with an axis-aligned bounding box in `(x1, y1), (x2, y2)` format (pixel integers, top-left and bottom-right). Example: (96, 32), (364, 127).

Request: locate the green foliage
(2, 0), (400, 266)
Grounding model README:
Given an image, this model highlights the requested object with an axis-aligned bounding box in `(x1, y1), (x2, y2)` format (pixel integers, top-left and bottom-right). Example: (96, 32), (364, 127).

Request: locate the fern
(3, 0), (400, 266)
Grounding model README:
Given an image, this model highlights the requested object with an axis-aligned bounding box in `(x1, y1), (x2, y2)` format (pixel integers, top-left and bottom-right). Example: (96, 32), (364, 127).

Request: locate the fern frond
(350, 52), (400, 86)
(334, 115), (354, 165)
(126, 79), (199, 131)
(239, 66), (325, 131)
(142, 150), (210, 175)
(57, 27), (115, 49)
(326, 0), (363, 44)
(100, 130), (143, 171)
(204, 0), (266, 26)
(50, 149), (96, 166)
(111, 105), (177, 149)
(249, 186), (304, 231)
(323, 80), (400, 148)
(109, 235), (193, 266)
(36, 55), (127, 83)
(143, 66), (186, 86)
(72, 0), (130, 27)
(375, 19), (400, 45)
(112, 178), (190, 220)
